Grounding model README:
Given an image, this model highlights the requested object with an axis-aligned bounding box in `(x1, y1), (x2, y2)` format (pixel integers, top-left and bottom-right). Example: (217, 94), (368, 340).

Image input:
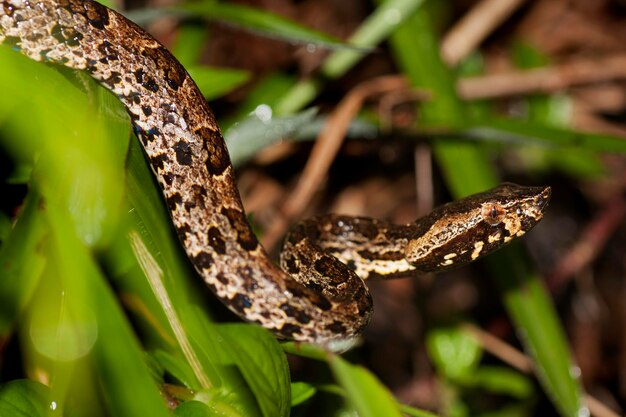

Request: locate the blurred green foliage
(1, 0), (620, 416)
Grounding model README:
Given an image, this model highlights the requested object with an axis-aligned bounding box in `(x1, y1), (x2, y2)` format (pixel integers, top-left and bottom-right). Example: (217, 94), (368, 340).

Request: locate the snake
(0, 0), (551, 347)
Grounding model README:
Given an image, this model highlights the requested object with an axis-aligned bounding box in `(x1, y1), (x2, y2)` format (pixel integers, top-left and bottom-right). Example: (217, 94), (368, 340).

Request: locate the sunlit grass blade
(0, 48), (171, 415)
(0, 41), (284, 415)
(40, 198), (172, 417)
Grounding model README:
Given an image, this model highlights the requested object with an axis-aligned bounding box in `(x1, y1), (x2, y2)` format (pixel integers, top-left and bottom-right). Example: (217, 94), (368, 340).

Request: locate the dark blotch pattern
(280, 303), (311, 324)
(286, 280), (332, 312)
(176, 223), (191, 241)
(2, 2), (15, 16)
(193, 251), (213, 269)
(106, 71), (122, 85)
(326, 320), (346, 334)
(134, 68), (144, 84)
(231, 293), (252, 310)
(278, 323), (301, 339)
(166, 192), (182, 211)
(173, 140), (193, 166)
(194, 127), (229, 175)
(162, 173), (174, 185)
(141, 76), (158, 92)
(314, 256), (341, 278)
(215, 272), (228, 285)
(208, 226), (226, 255)
(283, 255), (298, 274)
(81, 0), (110, 30)
(330, 215), (379, 240)
(49, 24), (82, 46)
(149, 153), (169, 171)
(0, 0), (547, 345)
(357, 249), (404, 261)
(96, 40), (117, 62)
(220, 206), (258, 251)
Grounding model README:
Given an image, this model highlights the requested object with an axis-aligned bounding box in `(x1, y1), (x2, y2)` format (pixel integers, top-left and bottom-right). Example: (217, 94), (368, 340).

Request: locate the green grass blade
(487, 246), (583, 417)
(461, 117), (626, 154)
(328, 354), (404, 417)
(0, 48), (170, 415)
(275, 0), (426, 115)
(385, 3), (584, 416)
(175, 2), (348, 50)
(41, 197), (172, 417)
(0, 192), (47, 336)
(0, 42), (275, 416)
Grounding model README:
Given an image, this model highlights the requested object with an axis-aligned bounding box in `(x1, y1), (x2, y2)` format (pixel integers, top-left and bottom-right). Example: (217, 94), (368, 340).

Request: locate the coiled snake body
(0, 0), (550, 346)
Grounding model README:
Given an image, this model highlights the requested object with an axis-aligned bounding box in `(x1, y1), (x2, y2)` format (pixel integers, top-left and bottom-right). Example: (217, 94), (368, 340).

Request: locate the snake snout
(536, 186), (552, 211)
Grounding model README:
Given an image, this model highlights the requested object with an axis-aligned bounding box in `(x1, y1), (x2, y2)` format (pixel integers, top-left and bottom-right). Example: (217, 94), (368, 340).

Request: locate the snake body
(0, 0), (550, 346)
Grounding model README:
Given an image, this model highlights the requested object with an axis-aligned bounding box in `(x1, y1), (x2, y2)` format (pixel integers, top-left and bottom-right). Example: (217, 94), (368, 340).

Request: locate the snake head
(405, 183), (551, 272)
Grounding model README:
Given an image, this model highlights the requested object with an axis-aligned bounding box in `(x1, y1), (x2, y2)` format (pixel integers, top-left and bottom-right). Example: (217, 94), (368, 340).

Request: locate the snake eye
(481, 203), (506, 226)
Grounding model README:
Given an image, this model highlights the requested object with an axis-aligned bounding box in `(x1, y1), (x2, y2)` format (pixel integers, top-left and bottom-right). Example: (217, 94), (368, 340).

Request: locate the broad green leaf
(281, 341), (329, 361)
(426, 327), (482, 382)
(290, 382), (316, 407)
(472, 366), (534, 399)
(0, 380), (49, 417)
(0, 45), (178, 417)
(328, 354), (403, 417)
(123, 142), (273, 417)
(154, 350), (198, 389)
(218, 324), (291, 417)
(174, 400), (213, 417)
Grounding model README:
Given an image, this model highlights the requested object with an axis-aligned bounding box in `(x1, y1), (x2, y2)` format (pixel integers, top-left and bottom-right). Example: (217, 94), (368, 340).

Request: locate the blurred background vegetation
(1, 0), (626, 416)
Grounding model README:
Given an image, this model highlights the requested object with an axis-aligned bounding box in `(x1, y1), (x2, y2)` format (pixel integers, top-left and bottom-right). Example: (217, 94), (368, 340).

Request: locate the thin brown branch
(261, 76), (412, 249)
(441, 0), (527, 66)
(547, 195), (626, 293)
(463, 324), (621, 417)
(458, 55), (626, 100)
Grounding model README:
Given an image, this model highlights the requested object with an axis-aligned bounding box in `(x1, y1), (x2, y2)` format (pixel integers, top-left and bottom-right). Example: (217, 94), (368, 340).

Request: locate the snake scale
(0, 0), (551, 347)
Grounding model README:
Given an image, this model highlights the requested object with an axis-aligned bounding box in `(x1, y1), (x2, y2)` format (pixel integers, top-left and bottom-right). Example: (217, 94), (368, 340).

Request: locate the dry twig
(458, 55), (626, 99)
(463, 324), (621, 417)
(261, 76), (412, 249)
(441, 0), (527, 66)
(547, 195), (626, 293)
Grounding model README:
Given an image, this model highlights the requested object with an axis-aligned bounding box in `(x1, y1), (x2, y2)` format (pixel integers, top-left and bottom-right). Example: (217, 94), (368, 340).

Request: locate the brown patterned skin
(0, 0), (551, 348)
